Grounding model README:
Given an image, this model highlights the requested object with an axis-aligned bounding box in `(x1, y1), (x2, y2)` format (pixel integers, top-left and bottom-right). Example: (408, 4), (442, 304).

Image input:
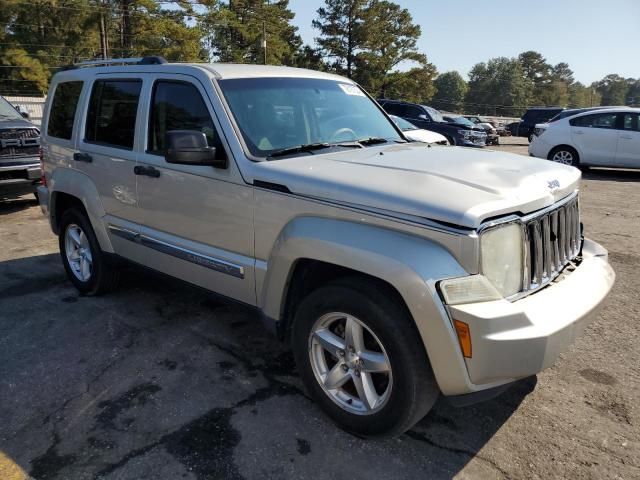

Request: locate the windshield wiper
(356, 137), (391, 145)
(268, 142), (332, 158)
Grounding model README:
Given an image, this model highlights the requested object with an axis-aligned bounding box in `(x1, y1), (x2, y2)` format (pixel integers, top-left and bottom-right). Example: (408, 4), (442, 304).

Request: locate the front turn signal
(453, 320), (472, 358)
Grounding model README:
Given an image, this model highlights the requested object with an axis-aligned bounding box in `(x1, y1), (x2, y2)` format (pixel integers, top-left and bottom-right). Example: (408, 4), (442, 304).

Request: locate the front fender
(259, 216), (474, 395)
(49, 167), (114, 253)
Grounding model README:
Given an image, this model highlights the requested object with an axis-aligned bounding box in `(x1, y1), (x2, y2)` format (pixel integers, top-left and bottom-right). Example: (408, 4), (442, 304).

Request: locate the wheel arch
(258, 216), (473, 395)
(548, 144), (581, 164)
(49, 168), (114, 252)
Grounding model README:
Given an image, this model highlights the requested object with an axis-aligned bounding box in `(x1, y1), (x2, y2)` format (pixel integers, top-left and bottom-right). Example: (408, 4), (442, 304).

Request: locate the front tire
(59, 207), (120, 295)
(548, 146), (580, 167)
(291, 278), (439, 438)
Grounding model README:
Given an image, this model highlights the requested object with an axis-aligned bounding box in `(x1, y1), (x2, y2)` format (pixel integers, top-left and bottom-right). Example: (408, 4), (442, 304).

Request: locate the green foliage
(202, 0), (300, 65)
(465, 57), (530, 116)
(432, 71), (467, 112)
(595, 74), (631, 106)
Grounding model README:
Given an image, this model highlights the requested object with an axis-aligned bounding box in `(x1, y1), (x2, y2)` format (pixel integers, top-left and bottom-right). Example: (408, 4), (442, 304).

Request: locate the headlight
(459, 129), (472, 138)
(480, 223), (523, 298)
(439, 275), (502, 305)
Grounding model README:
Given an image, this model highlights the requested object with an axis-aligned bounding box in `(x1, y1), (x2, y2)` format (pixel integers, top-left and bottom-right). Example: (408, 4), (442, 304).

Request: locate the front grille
(0, 128), (40, 158)
(523, 194), (581, 291)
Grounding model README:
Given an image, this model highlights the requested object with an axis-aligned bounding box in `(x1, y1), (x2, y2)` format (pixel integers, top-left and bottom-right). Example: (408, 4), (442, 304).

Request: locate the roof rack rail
(65, 56), (168, 69)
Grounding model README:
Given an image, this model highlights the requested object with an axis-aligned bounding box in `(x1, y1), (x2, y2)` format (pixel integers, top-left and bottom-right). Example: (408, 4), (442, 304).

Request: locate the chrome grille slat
(523, 194), (580, 293)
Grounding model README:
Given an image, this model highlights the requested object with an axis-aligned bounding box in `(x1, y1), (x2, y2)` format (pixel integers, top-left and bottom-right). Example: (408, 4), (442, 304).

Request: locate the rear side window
(570, 113), (618, 129)
(383, 103), (406, 116)
(405, 105), (424, 119)
(47, 81), (83, 140)
(147, 80), (223, 156)
(86, 80), (141, 149)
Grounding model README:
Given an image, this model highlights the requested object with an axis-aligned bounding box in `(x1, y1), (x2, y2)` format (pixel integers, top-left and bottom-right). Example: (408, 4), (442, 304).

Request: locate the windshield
(390, 115), (418, 131)
(445, 115), (475, 127)
(422, 105), (444, 122)
(219, 77), (402, 158)
(0, 96), (22, 120)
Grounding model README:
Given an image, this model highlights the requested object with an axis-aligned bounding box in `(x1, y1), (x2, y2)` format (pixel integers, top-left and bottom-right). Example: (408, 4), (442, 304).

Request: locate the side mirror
(418, 114), (430, 121)
(20, 111), (30, 119)
(165, 130), (227, 169)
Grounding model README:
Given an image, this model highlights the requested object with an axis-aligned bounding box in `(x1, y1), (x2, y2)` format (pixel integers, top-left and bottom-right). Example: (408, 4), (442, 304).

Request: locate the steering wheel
(329, 127), (357, 143)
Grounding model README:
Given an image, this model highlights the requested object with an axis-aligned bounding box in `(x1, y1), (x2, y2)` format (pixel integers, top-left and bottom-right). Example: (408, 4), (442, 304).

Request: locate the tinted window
(383, 103), (406, 116)
(523, 109), (562, 123)
(86, 80), (141, 149)
(0, 96), (23, 120)
(148, 81), (223, 156)
(47, 81), (83, 140)
(404, 105), (424, 119)
(570, 113), (618, 129)
(621, 113), (639, 131)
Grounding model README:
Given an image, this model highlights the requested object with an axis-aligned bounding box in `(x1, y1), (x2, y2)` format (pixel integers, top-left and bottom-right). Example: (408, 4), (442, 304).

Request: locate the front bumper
(447, 238), (614, 387)
(0, 161), (41, 198)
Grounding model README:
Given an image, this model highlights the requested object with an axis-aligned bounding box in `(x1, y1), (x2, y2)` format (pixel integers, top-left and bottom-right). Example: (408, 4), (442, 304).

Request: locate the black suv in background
(517, 107), (564, 142)
(378, 99), (486, 147)
(0, 95), (41, 200)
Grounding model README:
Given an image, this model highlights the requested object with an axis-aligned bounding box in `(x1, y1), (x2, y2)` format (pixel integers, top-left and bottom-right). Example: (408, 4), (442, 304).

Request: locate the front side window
(219, 77), (402, 157)
(570, 113), (618, 129)
(621, 113), (639, 131)
(148, 80), (224, 157)
(47, 81), (83, 140)
(86, 80), (141, 149)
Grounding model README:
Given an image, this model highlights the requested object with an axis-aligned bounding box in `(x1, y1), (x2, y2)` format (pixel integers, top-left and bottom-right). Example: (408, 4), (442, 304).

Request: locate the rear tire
(291, 278), (439, 438)
(548, 146), (580, 168)
(59, 207), (120, 295)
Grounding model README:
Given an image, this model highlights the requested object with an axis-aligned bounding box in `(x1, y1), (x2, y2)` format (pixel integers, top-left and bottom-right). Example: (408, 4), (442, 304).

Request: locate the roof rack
(61, 56), (167, 70)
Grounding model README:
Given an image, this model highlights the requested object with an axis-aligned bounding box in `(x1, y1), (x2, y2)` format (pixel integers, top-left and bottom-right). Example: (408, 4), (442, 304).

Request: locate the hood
(251, 143), (580, 229)
(0, 117), (39, 130)
(403, 129), (448, 144)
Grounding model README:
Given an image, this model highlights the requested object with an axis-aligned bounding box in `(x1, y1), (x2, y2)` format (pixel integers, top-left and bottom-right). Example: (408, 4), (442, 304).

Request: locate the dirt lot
(1, 138), (639, 479)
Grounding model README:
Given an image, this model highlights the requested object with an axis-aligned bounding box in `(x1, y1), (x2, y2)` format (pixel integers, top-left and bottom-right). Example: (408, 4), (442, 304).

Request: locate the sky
(287, 0), (640, 84)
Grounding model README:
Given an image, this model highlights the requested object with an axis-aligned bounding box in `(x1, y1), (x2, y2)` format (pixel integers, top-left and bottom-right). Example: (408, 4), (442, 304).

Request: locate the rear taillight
(39, 147), (46, 187)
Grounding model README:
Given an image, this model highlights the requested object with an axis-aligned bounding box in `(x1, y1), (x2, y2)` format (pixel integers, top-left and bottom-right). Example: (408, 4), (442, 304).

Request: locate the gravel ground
(1, 139), (638, 480)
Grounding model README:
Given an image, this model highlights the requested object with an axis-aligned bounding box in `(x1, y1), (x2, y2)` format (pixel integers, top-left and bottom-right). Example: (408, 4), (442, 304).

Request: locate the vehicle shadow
(0, 195), (39, 215)
(0, 254), (534, 479)
(583, 168), (640, 182)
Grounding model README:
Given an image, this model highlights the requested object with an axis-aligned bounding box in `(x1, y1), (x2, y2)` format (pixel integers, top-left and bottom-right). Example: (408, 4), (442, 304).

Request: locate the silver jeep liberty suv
(38, 57), (615, 437)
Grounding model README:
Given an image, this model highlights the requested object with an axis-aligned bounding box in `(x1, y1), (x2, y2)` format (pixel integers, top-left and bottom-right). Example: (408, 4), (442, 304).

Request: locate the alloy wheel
(552, 150), (575, 165)
(308, 312), (392, 415)
(64, 223), (93, 282)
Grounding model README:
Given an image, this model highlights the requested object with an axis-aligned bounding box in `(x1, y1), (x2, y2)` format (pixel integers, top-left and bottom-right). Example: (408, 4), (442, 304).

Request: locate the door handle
(134, 165), (161, 178)
(73, 152), (93, 163)
(620, 134), (633, 140)
(574, 130), (584, 135)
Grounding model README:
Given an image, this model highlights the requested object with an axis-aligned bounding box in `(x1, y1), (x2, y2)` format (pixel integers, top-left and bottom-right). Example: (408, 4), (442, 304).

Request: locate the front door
(135, 75), (256, 305)
(570, 112), (620, 165)
(615, 112), (640, 168)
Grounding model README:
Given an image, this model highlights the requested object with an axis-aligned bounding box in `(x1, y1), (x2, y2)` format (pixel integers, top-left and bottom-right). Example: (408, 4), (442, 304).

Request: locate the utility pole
(262, 21), (267, 65)
(99, 0), (108, 60)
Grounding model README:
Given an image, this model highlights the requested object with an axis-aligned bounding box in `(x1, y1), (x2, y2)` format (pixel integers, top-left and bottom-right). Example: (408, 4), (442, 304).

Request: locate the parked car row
(377, 99), (487, 147)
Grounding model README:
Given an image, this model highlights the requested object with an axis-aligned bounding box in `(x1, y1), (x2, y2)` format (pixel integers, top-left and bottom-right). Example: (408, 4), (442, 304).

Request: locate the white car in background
(529, 107), (639, 169)
(390, 115), (449, 145)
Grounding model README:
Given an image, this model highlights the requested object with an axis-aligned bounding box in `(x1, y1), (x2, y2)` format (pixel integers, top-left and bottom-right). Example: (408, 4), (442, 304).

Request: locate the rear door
(570, 112), (620, 165)
(76, 74), (146, 263)
(615, 112), (640, 167)
(135, 74), (255, 305)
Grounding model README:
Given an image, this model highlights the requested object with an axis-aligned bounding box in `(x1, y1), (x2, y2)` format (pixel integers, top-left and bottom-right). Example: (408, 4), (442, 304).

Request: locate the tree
(465, 57), (530, 117)
(568, 82), (600, 108)
(353, 0), (429, 98)
(312, 0), (368, 77)
(627, 79), (640, 107)
(595, 74), (630, 106)
(202, 0), (300, 65)
(432, 71), (467, 112)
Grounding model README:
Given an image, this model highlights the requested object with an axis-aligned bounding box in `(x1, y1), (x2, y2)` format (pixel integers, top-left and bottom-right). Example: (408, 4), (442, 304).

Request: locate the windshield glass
(422, 105), (444, 122)
(219, 77), (402, 158)
(390, 115), (417, 131)
(0, 96), (22, 120)
(446, 115), (475, 127)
